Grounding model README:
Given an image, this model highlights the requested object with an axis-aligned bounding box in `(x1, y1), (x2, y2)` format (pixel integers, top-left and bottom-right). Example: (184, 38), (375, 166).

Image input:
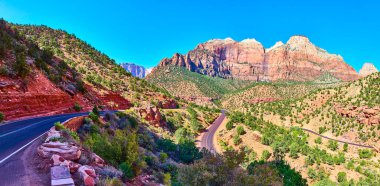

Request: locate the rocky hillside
(120, 62), (150, 78)
(221, 72), (380, 185)
(359, 63), (378, 77)
(146, 65), (252, 104)
(0, 19), (167, 121)
(158, 36), (359, 82)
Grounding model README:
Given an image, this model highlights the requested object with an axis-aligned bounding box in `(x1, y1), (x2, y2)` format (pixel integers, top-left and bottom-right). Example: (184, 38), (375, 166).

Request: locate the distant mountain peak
(359, 63), (379, 77)
(266, 41), (284, 51)
(120, 63), (149, 78)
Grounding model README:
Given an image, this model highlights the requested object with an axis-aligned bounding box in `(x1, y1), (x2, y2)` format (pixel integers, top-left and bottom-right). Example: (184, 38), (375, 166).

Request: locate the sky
(0, 0), (379, 71)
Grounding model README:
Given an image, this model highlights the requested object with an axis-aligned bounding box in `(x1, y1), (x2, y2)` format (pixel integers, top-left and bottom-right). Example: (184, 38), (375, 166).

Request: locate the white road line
(0, 132), (47, 165)
(0, 116), (79, 165)
(0, 116), (69, 138)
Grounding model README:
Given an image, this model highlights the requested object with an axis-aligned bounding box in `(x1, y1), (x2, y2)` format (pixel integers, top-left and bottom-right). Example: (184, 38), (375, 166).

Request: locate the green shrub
(232, 135), (241, 145)
(226, 121), (233, 130)
(119, 162), (134, 179)
(159, 152), (168, 163)
(73, 102), (82, 112)
(54, 122), (65, 130)
(236, 126), (245, 135)
(337, 172), (347, 183)
(327, 140), (338, 151)
(307, 168), (317, 179)
(315, 137), (322, 144)
(89, 112), (99, 122)
(343, 143), (348, 152)
(0, 112), (4, 123)
(178, 139), (201, 164)
(13, 48), (31, 79)
(261, 150), (271, 161)
(358, 149), (373, 159)
(92, 105), (100, 116)
(157, 138), (176, 152)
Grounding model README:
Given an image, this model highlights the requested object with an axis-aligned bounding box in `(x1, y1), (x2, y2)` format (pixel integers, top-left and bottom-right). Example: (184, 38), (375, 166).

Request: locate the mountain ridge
(157, 35), (360, 82)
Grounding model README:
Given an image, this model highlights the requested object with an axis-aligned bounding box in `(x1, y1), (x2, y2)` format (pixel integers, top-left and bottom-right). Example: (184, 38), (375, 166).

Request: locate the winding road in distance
(197, 109), (374, 154)
(198, 110), (226, 153)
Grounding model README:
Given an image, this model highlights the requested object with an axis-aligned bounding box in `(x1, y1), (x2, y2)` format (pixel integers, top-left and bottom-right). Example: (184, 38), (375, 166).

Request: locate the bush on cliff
(73, 102), (82, 112)
(0, 112), (4, 123)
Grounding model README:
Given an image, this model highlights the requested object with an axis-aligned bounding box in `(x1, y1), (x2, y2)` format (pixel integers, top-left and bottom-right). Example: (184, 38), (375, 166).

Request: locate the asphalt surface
(0, 112), (92, 166)
(301, 128), (374, 149)
(198, 110), (226, 153)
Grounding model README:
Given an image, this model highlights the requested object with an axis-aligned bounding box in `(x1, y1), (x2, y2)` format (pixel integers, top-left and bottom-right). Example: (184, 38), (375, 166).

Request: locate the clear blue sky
(0, 0), (379, 71)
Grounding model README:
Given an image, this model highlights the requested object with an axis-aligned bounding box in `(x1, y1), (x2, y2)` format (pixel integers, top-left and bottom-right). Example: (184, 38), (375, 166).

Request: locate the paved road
(301, 128), (374, 149)
(198, 110), (226, 153)
(0, 112), (94, 166)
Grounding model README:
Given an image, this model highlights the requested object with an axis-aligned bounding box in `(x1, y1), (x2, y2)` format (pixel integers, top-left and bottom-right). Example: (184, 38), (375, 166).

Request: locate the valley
(0, 11), (379, 186)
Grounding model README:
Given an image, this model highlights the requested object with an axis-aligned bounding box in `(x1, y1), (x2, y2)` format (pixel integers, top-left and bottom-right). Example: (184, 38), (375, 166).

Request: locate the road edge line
(0, 132), (47, 165)
(0, 116), (79, 165)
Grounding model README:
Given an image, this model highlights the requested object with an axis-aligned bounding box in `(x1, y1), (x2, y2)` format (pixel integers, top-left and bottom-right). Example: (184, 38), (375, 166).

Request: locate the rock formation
(335, 104), (380, 125)
(120, 62), (150, 78)
(359, 63), (379, 77)
(157, 36), (360, 82)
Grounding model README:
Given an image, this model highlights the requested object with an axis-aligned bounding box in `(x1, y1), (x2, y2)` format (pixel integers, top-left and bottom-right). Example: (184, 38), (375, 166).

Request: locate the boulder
(38, 141), (81, 160)
(91, 153), (105, 168)
(51, 154), (81, 173)
(79, 165), (97, 186)
(45, 128), (61, 142)
(51, 165), (74, 186)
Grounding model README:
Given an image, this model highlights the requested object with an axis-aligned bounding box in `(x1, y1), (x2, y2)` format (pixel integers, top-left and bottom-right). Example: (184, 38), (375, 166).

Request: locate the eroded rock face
(359, 63), (379, 77)
(335, 105), (380, 125)
(157, 99), (178, 109)
(138, 106), (166, 127)
(157, 36), (360, 82)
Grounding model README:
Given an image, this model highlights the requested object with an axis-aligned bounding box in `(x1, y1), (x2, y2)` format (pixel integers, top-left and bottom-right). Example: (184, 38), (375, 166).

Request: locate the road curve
(198, 110), (226, 153)
(0, 112), (97, 166)
(301, 128), (374, 149)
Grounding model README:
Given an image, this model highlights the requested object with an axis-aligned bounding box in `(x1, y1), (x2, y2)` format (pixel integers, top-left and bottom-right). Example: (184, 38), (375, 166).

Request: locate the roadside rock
(91, 153), (105, 168)
(38, 141), (81, 161)
(51, 154), (81, 173)
(79, 165), (97, 186)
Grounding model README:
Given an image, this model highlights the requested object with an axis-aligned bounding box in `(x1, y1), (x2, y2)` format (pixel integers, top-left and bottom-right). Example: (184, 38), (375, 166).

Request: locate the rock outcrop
(138, 106), (166, 127)
(359, 63), (379, 77)
(120, 62), (149, 78)
(335, 105), (380, 125)
(78, 165), (97, 186)
(156, 36), (360, 82)
(157, 99), (179, 109)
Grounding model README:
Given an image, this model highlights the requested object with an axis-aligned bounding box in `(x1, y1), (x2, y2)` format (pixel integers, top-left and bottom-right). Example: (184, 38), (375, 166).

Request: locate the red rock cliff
(158, 36), (360, 82)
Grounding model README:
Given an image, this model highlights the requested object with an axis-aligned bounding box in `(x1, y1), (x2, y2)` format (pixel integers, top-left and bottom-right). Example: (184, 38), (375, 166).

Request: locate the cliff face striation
(157, 36), (360, 82)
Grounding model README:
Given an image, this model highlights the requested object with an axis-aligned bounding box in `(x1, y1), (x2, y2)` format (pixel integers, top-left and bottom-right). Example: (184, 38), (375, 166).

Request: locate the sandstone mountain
(157, 36), (359, 82)
(359, 62), (378, 77)
(120, 62), (150, 78)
